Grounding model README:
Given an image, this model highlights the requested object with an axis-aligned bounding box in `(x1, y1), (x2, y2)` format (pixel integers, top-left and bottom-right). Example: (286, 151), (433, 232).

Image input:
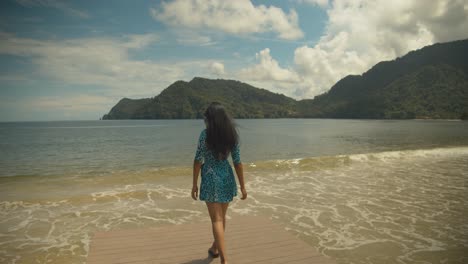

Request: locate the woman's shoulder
(199, 129), (207, 138)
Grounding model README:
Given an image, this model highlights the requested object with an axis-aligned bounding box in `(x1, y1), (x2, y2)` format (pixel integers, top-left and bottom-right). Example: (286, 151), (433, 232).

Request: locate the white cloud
(15, 0), (90, 18)
(234, 48), (304, 97)
(1, 30), (255, 120)
(151, 0), (304, 40)
(32, 95), (116, 112)
(0, 32), (229, 120)
(234, 0), (468, 99)
(297, 0), (329, 8)
(0, 32), (201, 98)
(292, 0), (468, 98)
(123, 34), (160, 49)
(0, 94), (117, 121)
(239, 48), (299, 83)
(210, 62), (225, 76)
(174, 31), (217, 46)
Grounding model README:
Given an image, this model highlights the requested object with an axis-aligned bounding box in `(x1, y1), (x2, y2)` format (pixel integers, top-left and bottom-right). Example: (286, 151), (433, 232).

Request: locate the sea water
(0, 119), (467, 263)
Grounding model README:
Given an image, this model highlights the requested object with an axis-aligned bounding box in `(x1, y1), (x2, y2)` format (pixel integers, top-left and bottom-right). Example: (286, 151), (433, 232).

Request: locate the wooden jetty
(87, 216), (335, 264)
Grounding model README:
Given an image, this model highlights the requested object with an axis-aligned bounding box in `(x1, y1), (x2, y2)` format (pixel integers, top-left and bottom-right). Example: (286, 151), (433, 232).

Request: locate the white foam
(248, 163), (257, 168)
(348, 146), (468, 163)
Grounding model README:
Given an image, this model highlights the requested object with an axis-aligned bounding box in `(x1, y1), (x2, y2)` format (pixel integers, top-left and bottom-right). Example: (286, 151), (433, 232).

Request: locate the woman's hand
(240, 187), (247, 200)
(191, 185), (198, 200)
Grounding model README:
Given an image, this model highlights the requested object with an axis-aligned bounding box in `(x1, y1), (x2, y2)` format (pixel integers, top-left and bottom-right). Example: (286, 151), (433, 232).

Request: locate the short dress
(194, 129), (241, 203)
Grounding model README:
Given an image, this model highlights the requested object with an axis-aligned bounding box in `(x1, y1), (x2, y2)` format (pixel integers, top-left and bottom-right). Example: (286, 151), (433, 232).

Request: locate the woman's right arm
(192, 160), (202, 200)
(234, 163), (247, 199)
(232, 143), (247, 200)
(234, 163), (247, 200)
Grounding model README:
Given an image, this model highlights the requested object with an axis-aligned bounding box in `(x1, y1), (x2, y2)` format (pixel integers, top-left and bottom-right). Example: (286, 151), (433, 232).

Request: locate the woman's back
(195, 129), (240, 203)
(195, 129), (241, 166)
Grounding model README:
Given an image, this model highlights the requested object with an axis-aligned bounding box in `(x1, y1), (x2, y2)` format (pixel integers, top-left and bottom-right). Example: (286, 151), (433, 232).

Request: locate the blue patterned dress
(194, 129), (241, 203)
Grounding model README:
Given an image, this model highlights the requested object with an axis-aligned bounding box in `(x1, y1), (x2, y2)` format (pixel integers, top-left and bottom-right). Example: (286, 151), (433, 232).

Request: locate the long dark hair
(204, 102), (238, 160)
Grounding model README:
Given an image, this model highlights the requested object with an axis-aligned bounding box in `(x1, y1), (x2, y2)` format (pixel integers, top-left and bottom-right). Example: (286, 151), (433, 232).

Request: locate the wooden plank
(87, 216), (334, 264)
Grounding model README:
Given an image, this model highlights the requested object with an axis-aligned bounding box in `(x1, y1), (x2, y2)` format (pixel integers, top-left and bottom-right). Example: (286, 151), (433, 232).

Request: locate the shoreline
(2, 145), (468, 179)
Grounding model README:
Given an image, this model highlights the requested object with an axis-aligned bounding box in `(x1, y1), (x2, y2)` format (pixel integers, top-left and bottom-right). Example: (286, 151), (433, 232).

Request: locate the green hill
(103, 78), (298, 119)
(102, 98), (151, 120)
(102, 39), (468, 120)
(299, 39), (468, 119)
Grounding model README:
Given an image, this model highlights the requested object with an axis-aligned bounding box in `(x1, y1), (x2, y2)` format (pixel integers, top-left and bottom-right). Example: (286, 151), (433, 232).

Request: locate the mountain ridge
(102, 39), (468, 120)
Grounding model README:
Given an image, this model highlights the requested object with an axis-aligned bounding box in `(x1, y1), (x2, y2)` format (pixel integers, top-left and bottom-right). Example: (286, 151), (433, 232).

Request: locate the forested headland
(103, 39), (468, 120)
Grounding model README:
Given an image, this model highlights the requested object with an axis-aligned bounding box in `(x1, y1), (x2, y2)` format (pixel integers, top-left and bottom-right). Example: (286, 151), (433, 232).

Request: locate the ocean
(0, 119), (467, 264)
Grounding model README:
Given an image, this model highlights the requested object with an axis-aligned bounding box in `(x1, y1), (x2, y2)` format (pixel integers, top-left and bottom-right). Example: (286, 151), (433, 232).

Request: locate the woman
(191, 102), (247, 264)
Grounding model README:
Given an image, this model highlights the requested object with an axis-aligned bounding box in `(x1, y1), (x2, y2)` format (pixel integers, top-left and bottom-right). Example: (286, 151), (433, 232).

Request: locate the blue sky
(1, 0), (467, 121)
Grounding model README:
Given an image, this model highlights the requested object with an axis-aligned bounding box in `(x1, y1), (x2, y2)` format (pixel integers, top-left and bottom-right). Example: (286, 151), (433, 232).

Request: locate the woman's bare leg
(206, 202), (229, 263)
(211, 202), (229, 252)
(222, 202), (229, 229)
